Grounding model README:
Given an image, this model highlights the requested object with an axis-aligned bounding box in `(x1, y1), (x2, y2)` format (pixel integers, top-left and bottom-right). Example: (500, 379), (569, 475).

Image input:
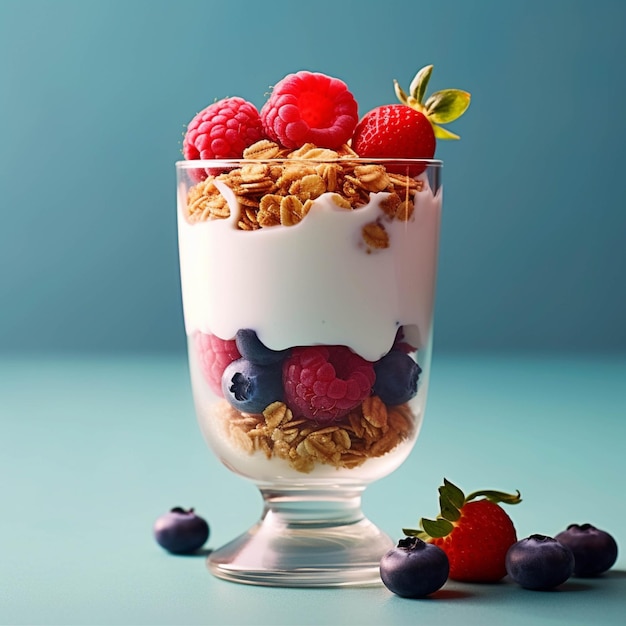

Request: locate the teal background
(1, 0), (625, 354)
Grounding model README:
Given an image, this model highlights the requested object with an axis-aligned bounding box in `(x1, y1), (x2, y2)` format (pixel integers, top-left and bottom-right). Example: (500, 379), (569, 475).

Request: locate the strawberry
(352, 65), (471, 173)
(403, 478), (522, 583)
(352, 105), (436, 162)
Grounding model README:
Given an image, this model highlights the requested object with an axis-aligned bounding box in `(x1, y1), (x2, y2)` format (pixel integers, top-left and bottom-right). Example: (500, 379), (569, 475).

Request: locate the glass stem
(258, 487), (366, 528)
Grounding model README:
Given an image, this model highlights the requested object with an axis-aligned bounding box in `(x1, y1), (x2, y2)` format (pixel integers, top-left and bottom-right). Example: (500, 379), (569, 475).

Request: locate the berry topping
(153, 507), (210, 555)
(373, 350), (422, 405)
(260, 71), (359, 149)
(403, 478), (522, 582)
(222, 358), (283, 414)
(183, 97), (264, 161)
(506, 534), (575, 590)
(282, 345), (375, 423)
(352, 65), (471, 173)
(380, 536), (449, 598)
(194, 332), (241, 397)
(352, 104), (436, 163)
(235, 329), (289, 365)
(392, 326), (418, 354)
(554, 523), (618, 577)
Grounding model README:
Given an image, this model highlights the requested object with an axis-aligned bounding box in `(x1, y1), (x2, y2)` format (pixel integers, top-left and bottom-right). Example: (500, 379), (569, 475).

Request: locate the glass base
(207, 488), (393, 587)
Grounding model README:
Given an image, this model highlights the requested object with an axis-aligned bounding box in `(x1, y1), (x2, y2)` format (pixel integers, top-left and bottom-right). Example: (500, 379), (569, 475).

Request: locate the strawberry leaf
(432, 123), (460, 140)
(424, 89), (471, 124)
(465, 489), (522, 505)
(402, 528), (429, 540)
(439, 496), (461, 522)
(393, 79), (409, 105)
(409, 65), (433, 105)
(438, 479), (463, 521)
(420, 517), (454, 538)
(442, 478), (465, 508)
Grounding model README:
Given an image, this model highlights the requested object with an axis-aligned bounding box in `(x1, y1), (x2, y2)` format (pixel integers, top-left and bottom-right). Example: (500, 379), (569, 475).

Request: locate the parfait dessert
(176, 66), (469, 586)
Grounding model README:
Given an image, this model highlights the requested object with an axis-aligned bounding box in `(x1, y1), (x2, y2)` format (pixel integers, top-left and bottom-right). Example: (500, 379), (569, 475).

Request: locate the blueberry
(373, 351), (421, 405)
(222, 357), (283, 413)
(506, 534), (574, 590)
(153, 507), (209, 554)
(235, 329), (288, 365)
(380, 536), (449, 598)
(554, 523), (618, 577)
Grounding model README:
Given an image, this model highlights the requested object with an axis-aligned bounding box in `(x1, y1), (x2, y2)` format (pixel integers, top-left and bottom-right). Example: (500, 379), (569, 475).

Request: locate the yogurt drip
(177, 176), (441, 361)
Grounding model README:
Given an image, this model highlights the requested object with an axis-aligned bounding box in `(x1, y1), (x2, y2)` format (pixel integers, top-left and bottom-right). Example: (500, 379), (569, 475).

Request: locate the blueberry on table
(222, 357), (283, 414)
(505, 534), (574, 590)
(555, 523), (618, 577)
(379, 536), (449, 598)
(154, 507), (209, 554)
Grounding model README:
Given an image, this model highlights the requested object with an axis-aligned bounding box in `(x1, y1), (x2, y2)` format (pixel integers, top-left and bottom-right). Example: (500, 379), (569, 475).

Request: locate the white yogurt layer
(177, 175), (442, 362)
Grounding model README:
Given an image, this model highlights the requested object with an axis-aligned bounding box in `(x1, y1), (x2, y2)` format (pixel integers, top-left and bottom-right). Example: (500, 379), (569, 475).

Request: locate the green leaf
(402, 528), (429, 541)
(432, 123), (460, 140)
(441, 478), (466, 508)
(465, 489), (522, 505)
(421, 517), (454, 538)
(439, 495), (461, 522)
(393, 79), (409, 105)
(438, 478), (464, 521)
(424, 89), (471, 124)
(409, 64), (433, 104)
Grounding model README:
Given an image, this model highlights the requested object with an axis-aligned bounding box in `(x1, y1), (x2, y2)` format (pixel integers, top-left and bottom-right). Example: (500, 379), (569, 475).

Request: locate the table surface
(1, 352), (625, 626)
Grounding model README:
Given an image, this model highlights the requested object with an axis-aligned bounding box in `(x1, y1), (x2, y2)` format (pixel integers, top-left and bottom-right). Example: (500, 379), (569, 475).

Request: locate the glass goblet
(176, 156), (442, 587)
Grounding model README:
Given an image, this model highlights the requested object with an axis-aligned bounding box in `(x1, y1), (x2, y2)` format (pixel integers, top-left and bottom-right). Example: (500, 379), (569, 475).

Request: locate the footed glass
(176, 156), (442, 587)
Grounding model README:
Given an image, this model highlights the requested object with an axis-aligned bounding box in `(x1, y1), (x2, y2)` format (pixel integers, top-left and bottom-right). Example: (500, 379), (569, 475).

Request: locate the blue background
(1, 0), (625, 354)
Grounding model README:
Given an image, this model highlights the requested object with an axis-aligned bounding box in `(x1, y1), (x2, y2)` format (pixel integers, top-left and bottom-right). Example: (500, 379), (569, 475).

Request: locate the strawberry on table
(403, 478), (522, 583)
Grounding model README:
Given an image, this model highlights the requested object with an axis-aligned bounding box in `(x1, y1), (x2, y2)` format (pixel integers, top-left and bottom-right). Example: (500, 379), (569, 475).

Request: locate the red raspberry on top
(183, 97), (264, 161)
(260, 71), (358, 150)
(194, 332), (241, 397)
(282, 345), (375, 424)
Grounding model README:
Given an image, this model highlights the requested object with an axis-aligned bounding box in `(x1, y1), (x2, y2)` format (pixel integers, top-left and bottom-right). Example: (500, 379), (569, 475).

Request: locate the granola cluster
(185, 140), (423, 250)
(217, 396), (415, 473)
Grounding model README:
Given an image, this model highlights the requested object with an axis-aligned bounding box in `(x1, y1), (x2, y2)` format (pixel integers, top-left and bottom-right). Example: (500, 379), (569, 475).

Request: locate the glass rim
(176, 157), (443, 169)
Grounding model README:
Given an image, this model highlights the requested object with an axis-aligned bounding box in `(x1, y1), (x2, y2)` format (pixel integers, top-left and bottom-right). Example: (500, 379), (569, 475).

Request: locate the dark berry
(555, 524), (618, 577)
(222, 358), (283, 414)
(373, 351), (421, 405)
(506, 534), (574, 590)
(235, 329), (288, 365)
(392, 326), (417, 354)
(379, 536), (449, 598)
(153, 507), (209, 554)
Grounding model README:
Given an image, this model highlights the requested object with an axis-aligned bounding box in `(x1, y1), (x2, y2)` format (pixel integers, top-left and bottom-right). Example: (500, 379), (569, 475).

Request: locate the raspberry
(183, 97), (264, 162)
(260, 71), (358, 149)
(282, 345), (375, 424)
(194, 332), (241, 397)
